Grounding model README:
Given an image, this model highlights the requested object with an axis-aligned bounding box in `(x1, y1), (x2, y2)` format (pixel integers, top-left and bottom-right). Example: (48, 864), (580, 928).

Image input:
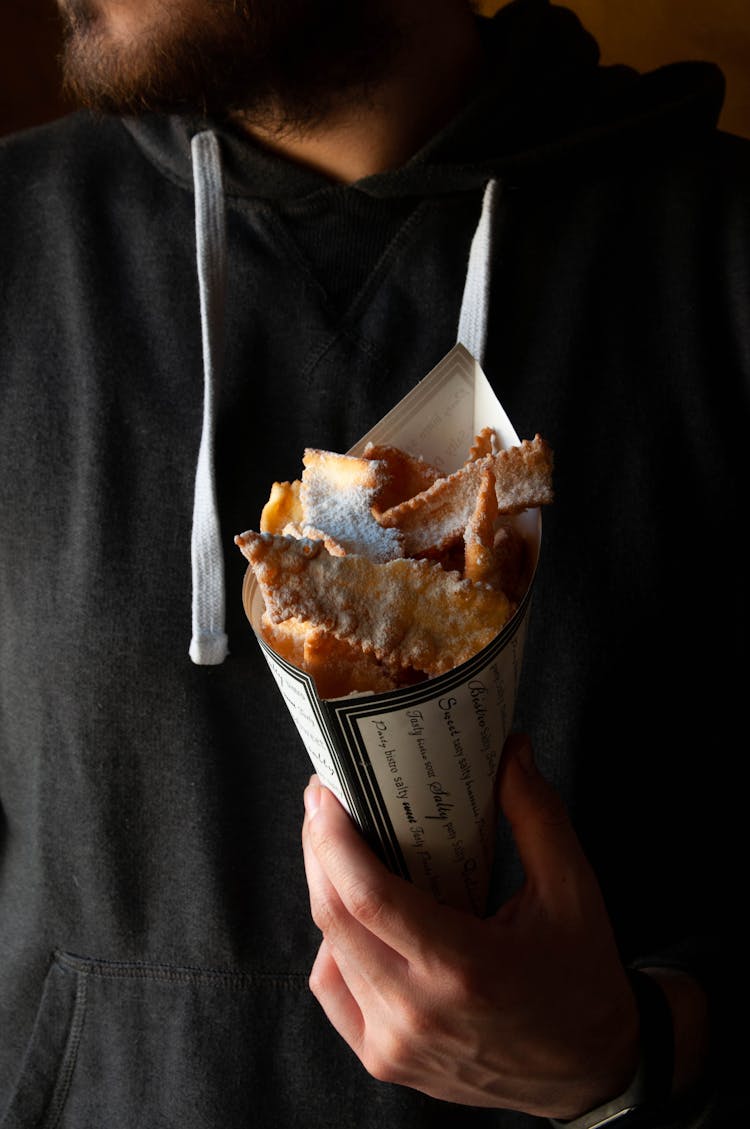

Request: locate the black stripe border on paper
(257, 636), (408, 875)
(321, 582), (534, 881)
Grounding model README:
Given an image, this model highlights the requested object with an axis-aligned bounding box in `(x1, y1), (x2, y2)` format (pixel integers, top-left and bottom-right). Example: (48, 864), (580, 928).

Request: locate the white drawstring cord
(457, 178), (499, 366)
(189, 130), (229, 665)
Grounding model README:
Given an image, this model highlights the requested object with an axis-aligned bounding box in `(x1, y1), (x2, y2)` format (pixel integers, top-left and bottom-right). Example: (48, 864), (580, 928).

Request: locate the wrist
(636, 966), (709, 1100)
(548, 969), (675, 1129)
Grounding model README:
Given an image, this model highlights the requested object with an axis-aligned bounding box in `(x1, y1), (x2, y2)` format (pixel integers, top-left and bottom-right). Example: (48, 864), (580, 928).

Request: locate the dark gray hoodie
(1, 3), (748, 1125)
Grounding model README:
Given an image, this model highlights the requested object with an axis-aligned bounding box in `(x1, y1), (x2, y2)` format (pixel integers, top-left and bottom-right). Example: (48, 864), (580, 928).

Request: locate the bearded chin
(59, 1), (403, 128)
(61, 23), (260, 119)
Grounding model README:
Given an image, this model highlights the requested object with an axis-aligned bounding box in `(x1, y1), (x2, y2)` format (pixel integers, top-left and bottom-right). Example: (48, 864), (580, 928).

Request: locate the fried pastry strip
(235, 532), (512, 677)
(377, 435), (553, 557)
(260, 480), (303, 534)
(491, 521), (530, 603)
(363, 443), (443, 514)
(300, 448), (404, 561)
(302, 627), (403, 697)
(259, 612), (311, 667)
(466, 427), (497, 463)
(463, 466), (499, 586)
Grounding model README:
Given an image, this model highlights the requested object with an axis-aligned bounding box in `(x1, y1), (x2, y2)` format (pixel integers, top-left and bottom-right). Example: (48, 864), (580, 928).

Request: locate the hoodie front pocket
(2, 949), (322, 1129)
(1, 952), (87, 1129)
(4, 948), (462, 1129)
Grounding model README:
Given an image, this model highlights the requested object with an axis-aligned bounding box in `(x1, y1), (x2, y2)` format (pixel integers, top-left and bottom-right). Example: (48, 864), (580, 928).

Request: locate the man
(0, 0), (745, 1125)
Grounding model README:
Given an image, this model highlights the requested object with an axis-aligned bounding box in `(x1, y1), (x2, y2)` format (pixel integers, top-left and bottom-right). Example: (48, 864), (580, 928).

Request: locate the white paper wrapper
(241, 344), (541, 916)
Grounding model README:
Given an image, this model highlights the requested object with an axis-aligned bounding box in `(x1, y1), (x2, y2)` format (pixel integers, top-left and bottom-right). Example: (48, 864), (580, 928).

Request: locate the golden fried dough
(300, 448), (404, 561)
(238, 428), (553, 695)
(301, 627), (404, 697)
(363, 443), (443, 514)
(236, 531), (512, 678)
(466, 426), (497, 463)
(259, 612), (311, 666)
(376, 435), (553, 557)
(260, 480), (303, 534)
(463, 466), (500, 586)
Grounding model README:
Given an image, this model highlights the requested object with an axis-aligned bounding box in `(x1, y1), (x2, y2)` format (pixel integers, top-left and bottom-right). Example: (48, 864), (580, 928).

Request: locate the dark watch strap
(548, 969), (675, 1129)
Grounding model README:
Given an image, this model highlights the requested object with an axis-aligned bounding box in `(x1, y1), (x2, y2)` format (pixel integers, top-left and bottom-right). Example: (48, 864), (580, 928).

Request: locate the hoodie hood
(123, 0), (726, 202)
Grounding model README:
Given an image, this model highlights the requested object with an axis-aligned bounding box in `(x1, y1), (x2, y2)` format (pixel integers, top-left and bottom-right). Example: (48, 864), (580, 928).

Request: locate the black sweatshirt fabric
(1, 2), (748, 1126)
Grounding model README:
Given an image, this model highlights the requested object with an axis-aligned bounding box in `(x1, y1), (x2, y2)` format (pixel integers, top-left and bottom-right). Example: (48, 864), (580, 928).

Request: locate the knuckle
(392, 993), (422, 1035)
(412, 943), (480, 1005)
(307, 962), (325, 1001)
(362, 1029), (409, 1084)
(345, 876), (391, 931)
(309, 890), (341, 937)
(359, 992), (441, 1084)
(361, 1047), (395, 1083)
(441, 959), (482, 1005)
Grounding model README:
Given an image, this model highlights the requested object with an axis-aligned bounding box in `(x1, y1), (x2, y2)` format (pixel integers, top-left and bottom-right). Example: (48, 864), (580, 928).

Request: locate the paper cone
(241, 344), (542, 916)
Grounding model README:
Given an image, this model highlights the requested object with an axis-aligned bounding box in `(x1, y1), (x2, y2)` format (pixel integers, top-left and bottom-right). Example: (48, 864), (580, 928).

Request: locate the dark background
(1, 0), (70, 136)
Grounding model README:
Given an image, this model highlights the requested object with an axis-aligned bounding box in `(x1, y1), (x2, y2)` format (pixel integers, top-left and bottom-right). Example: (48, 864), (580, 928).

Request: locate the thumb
(498, 733), (593, 899)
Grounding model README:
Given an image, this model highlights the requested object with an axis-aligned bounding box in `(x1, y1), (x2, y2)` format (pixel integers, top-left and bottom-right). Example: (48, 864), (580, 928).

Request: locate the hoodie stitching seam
(56, 952), (310, 987)
(295, 195), (476, 383)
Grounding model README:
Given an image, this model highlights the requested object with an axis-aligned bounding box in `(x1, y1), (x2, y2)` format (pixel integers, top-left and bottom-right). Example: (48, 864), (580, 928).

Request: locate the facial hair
(58, 0), (404, 131)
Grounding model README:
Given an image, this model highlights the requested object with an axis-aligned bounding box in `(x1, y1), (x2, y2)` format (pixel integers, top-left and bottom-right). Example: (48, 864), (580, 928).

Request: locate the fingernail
(304, 776), (321, 817)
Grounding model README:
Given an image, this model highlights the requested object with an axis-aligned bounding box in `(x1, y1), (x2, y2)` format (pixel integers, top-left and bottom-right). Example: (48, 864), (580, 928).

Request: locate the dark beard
(58, 0), (404, 130)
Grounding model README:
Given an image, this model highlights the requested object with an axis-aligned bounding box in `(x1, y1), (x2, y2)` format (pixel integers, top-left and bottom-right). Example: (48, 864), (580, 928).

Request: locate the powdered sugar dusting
(301, 452), (404, 562)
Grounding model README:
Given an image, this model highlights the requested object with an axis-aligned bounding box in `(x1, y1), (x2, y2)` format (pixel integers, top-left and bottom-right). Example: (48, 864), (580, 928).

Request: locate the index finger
(303, 777), (470, 963)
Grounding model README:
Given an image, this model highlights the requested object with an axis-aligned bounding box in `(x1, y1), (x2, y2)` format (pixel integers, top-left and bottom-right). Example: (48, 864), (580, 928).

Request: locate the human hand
(301, 734), (640, 1119)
